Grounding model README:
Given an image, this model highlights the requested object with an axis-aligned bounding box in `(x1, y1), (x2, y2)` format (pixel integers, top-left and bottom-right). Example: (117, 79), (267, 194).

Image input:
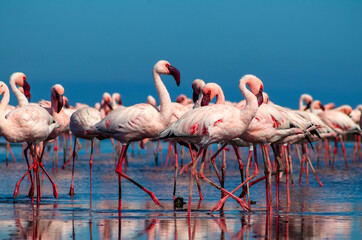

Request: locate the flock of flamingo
(1, 60), (361, 218)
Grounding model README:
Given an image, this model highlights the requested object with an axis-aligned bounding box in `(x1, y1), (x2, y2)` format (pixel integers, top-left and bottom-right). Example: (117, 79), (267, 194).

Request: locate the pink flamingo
(3, 72), (32, 163)
(0, 82), (59, 202)
(209, 95), (313, 213)
(87, 60), (180, 210)
(100, 92), (113, 118)
(159, 74), (264, 217)
(191, 79), (206, 108)
(351, 105), (362, 161)
(69, 106), (102, 196)
(111, 92), (123, 109)
(317, 105), (361, 169)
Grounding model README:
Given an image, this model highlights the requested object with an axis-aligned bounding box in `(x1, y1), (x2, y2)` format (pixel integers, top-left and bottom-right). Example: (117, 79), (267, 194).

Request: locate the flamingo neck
(50, 90), (60, 117)
(239, 79), (258, 125)
(0, 86), (10, 120)
(153, 70), (172, 126)
(299, 97), (305, 111)
(215, 88), (225, 104)
(10, 77), (28, 107)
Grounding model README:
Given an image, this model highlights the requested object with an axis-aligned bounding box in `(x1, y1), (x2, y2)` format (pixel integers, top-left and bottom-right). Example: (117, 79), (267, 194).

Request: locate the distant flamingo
(0, 82), (59, 202)
(191, 79), (205, 108)
(111, 92), (123, 109)
(317, 105), (361, 169)
(160, 74), (264, 217)
(100, 92), (113, 118)
(147, 95), (157, 106)
(69, 106), (102, 196)
(87, 60), (180, 210)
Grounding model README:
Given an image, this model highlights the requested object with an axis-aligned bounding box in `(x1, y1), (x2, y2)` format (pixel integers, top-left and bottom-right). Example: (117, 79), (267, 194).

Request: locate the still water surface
(0, 140), (361, 239)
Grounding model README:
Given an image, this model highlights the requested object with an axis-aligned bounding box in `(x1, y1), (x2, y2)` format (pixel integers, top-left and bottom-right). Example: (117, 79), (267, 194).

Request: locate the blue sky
(0, 0), (361, 108)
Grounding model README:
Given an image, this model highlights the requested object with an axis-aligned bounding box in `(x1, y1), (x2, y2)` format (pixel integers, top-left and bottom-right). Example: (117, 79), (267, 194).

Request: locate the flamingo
(3, 72), (32, 163)
(0, 82), (59, 202)
(209, 94), (319, 213)
(351, 105), (362, 161)
(111, 92), (123, 109)
(68, 106), (102, 196)
(317, 105), (361, 169)
(159, 74), (264, 217)
(100, 92), (113, 118)
(191, 79), (205, 108)
(86, 60), (180, 210)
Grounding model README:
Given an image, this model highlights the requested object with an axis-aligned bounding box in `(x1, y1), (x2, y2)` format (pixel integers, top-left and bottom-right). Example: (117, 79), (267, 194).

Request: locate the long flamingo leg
(261, 145), (272, 213)
(305, 147), (323, 187)
(339, 135), (349, 170)
(283, 145), (290, 205)
(187, 148), (204, 218)
(165, 143), (172, 167)
(116, 144), (128, 211)
(39, 163), (59, 198)
(244, 145), (254, 207)
(116, 144), (161, 208)
(187, 144), (203, 200)
(208, 148), (259, 213)
(324, 138), (329, 167)
(89, 139), (94, 197)
(332, 137), (338, 169)
(14, 146), (35, 199)
(22, 144), (35, 198)
(6, 142), (17, 163)
(287, 145), (294, 185)
(198, 149), (251, 212)
(298, 145), (306, 185)
(69, 138), (77, 197)
(172, 143), (179, 202)
(358, 135), (361, 161)
(233, 146), (245, 187)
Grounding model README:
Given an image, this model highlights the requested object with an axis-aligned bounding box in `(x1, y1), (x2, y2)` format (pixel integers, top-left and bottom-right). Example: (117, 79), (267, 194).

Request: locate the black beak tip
(167, 65), (181, 87)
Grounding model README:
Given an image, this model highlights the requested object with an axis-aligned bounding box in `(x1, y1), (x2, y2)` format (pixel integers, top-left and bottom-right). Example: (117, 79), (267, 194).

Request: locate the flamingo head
(301, 94), (313, 111)
(102, 92), (113, 110)
(324, 102), (335, 110)
(262, 92), (269, 104)
(191, 79), (205, 103)
(52, 84), (64, 113)
(241, 75), (264, 107)
(176, 94), (187, 104)
(147, 95), (157, 106)
(200, 83), (222, 106)
(112, 93), (122, 106)
(11, 72), (31, 101)
(154, 60), (180, 86)
(312, 100), (325, 111)
(94, 102), (101, 110)
(0, 81), (8, 95)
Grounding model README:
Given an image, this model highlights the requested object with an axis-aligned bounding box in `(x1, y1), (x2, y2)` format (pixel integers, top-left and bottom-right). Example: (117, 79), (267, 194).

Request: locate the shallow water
(0, 140), (361, 239)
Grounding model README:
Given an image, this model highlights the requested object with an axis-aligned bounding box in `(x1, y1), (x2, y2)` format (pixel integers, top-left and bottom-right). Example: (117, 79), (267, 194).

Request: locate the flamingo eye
(23, 76), (26, 81)
(165, 63), (170, 68)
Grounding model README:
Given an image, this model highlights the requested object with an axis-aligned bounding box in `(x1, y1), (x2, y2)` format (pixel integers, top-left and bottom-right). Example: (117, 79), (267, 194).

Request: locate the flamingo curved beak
(201, 92), (211, 106)
(256, 89), (263, 107)
(55, 92), (64, 113)
(167, 65), (180, 86)
(304, 102), (311, 111)
(106, 100), (113, 110)
(23, 80), (31, 101)
(320, 103), (325, 111)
